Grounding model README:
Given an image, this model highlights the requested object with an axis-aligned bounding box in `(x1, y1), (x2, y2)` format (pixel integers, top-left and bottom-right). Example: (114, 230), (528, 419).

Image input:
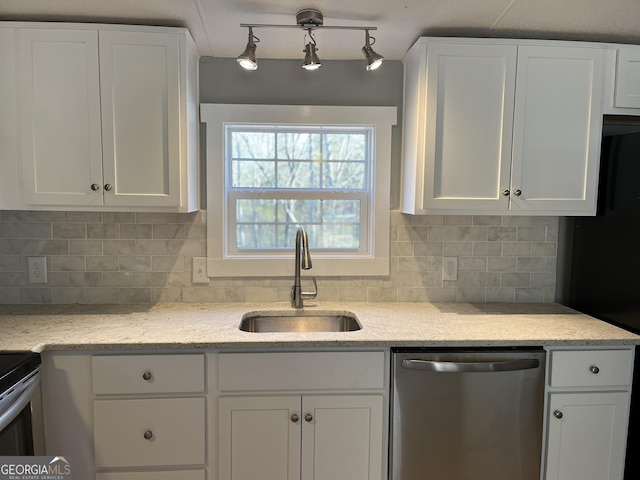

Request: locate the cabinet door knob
(143, 430), (153, 440)
(553, 410), (563, 419)
(502, 189), (510, 196)
(142, 371), (153, 381)
(90, 183), (100, 191)
(304, 413), (313, 423)
(590, 365), (600, 374)
(291, 414), (299, 423)
(513, 189), (522, 196)
(104, 184), (113, 191)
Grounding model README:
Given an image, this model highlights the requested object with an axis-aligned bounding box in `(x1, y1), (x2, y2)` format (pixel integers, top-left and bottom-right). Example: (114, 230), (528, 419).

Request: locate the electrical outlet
(27, 256), (48, 284)
(192, 257), (210, 284)
(442, 257), (457, 281)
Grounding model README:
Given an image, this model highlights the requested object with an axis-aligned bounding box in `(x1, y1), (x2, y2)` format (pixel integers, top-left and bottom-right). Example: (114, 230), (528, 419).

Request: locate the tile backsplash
(0, 210), (558, 304)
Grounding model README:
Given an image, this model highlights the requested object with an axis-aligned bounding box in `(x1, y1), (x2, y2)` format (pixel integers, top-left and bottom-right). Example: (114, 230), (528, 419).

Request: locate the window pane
(310, 223), (361, 249)
(232, 160), (275, 188)
(322, 162), (366, 190)
(323, 133), (366, 160)
(276, 200), (319, 224)
(277, 132), (321, 160)
(231, 131), (274, 159)
(237, 224), (277, 249)
(276, 162), (322, 189)
(236, 199), (276, 223)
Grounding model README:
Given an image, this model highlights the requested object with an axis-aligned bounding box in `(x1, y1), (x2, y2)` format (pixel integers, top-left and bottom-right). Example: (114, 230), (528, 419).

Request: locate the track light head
(237, 27), (258, 70)
(302, 28), (321, 71)
(362, 30), (384, 71)
(302, 42), (322, 70)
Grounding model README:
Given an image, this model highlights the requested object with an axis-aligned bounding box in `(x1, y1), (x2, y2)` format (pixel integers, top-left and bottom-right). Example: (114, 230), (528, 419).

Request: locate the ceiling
(2, 0), (640, 61)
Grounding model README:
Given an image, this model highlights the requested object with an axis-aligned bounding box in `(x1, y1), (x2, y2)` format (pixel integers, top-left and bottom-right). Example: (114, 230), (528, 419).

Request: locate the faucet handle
(302, 276), (318, 299)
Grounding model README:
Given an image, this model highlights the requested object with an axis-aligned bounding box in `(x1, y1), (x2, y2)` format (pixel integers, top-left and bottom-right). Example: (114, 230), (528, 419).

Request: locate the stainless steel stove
(0, 351), (41, 455)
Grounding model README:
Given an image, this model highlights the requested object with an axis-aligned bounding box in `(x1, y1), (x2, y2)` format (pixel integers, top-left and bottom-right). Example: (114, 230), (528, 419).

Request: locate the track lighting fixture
(238, 8), (383, 72)
(237, 26), (259, 70)
(302, 29), (322, 71)
(363, 30), (384, 71)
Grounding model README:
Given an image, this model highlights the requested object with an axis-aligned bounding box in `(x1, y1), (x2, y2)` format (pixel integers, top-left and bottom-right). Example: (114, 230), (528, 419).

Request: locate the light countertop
(0, 302), (638, 352)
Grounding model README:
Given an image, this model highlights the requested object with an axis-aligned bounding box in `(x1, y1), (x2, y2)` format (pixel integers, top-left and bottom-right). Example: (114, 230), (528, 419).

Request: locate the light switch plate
(192, 257), (210, 284)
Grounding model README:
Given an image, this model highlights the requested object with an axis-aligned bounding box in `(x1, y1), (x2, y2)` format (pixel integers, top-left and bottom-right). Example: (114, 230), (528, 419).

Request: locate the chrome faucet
(291, 226), (318, 308)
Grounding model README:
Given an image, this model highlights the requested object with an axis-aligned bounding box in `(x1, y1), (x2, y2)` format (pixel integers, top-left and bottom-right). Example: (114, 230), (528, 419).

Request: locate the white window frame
(201, 104), (397, 277)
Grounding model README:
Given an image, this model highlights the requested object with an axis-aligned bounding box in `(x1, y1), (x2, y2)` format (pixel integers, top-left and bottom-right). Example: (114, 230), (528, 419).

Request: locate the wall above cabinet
(400, 37), (607, 216)
(0, 23), (199, 213)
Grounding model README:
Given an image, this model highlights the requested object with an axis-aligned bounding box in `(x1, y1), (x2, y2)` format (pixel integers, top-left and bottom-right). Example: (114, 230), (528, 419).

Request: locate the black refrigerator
(564, 117), (640, 480)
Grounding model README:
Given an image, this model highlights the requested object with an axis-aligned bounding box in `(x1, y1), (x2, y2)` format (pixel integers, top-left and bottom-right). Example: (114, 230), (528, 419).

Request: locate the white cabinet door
(545, 391), (630, 480)
(511, 46), (604, 214)
(18, 28), (104, 206)
(218, 396), (302, 480)
(422, 43), (516, 212)
(301, 395), (383, 480)
(0, 27), (21, 209)
(218, 395), (384, 480)
(99, 30), (181, 207)
(614, 47), (640, 108)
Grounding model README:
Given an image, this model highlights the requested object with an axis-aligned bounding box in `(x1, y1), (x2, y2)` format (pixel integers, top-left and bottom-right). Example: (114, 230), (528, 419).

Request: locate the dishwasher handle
(401, 358), (540, 373)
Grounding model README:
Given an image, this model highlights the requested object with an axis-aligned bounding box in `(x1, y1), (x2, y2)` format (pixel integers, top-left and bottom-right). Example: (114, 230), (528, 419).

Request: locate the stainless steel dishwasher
(391, 348), (545, 480)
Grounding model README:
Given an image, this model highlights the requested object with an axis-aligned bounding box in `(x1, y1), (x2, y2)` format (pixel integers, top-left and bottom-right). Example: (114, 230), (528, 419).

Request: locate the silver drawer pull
(291, 414), (299, 423)
(143, 430), (153, 440)
(553, 410), (563, 419)
(304, 413), (313, 423)
(590, 365), (600, 374)
(142, 371), (153, 381)
(401, 358), (539, 373)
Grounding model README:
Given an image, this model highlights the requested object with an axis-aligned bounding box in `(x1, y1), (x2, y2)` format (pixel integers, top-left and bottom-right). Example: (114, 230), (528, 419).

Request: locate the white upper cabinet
(0, 27), (21, 209)
(98, 31), (182, 208)
(13, 23), (199, 212)
(613, 47), (640, 108)
(511, 46), (604, 214)
(401, 38), (605, 215)
(421, 43), (516, 212)
(18, 28), (104, 206)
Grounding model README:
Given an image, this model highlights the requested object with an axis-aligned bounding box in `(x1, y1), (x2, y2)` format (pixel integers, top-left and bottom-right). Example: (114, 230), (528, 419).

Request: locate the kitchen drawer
(218, 351), (386, 391)
(92, 354), (205, 394)
(549, 349), (634, 387)
(93, 397), (205, 468)
(96, 471), (205, 480)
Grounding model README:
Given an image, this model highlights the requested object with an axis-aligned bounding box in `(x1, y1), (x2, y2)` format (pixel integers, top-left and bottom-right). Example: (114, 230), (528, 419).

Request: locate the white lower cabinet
(543, 348), (634, 480)
(40, 352), (206, 479)
(93, 397), (205, 468)
(545, 392), (630, 480)
(218, 394), (384, 480)
(215, 350), (388, 480)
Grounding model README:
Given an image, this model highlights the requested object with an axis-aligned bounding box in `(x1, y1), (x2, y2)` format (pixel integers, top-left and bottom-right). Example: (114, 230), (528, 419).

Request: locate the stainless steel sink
(239, 311), (362, 333)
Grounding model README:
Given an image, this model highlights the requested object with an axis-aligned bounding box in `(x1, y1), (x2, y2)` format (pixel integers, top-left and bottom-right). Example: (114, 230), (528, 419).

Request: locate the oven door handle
(401, 358), (540, 373)
(0, 372), (40, 432)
